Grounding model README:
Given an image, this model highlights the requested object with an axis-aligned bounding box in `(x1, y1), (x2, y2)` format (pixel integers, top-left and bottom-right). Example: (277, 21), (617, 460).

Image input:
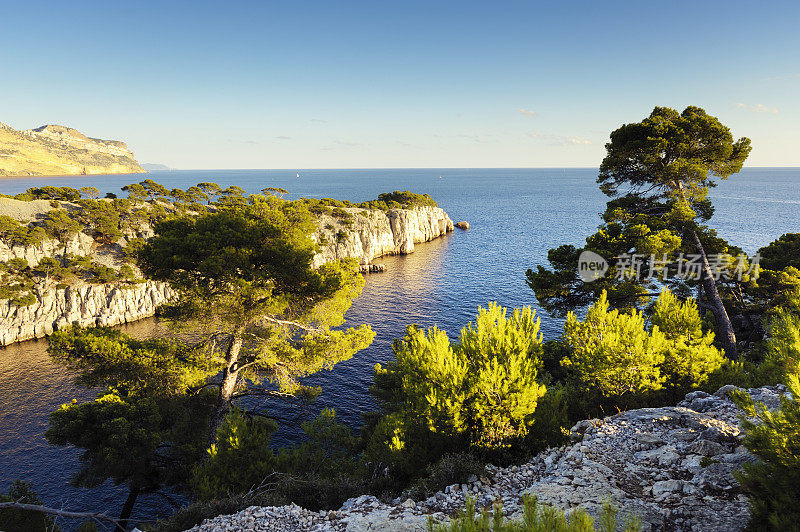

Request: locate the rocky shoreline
(0, 205), (454, 346)
(185, 385), (788, 532)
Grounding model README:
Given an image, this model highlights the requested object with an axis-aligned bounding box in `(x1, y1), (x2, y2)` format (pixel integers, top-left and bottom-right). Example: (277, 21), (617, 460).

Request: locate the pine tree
(562, 291), (666, 397)
(652, 289), (726, 388)
(136, 194), (375, 443)
(371, 303), (546, 460)
(733, 376), (800, 531)
(46, 326), (212, 528)
(528, 106), (751, 359)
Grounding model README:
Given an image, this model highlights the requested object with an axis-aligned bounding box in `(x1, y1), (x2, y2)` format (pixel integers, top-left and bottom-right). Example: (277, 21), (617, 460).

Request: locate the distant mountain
(0, 123), (145, 176)
(141, 163), (173, 171)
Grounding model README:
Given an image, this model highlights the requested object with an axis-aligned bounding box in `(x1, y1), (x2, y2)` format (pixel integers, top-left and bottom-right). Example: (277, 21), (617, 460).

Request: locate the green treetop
(563, 291), (666, 397)
(528, 106), (752, 359)
(368, 303), (546, 479)
(42, 209), (80, 264)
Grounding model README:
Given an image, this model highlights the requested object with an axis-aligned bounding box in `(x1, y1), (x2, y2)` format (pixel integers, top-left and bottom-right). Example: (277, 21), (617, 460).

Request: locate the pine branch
(0, 501), (130, 527)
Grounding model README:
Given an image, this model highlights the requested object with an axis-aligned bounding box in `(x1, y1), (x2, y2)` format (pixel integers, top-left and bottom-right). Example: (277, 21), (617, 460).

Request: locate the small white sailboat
(296, 171), (300, 179)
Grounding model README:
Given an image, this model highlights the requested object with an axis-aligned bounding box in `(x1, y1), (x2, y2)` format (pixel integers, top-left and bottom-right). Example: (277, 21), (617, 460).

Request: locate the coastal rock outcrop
(184, 385), (789, 532)
(0, 281), (174, 346)
(0, 122), (145, 176)
(0, 203), (453, 345)
(312, 206), (454, 267)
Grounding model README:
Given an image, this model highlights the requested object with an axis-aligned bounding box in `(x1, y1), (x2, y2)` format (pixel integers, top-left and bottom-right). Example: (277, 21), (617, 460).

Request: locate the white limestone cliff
(312, 206), (454, 267)
(0, 206), (453, 345)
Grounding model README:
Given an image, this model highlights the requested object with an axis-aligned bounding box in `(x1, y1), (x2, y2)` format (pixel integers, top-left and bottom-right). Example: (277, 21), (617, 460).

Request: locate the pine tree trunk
(690, 230), (738, 359)
(117, 483), (140, 532)
(208, 327), (245, 445)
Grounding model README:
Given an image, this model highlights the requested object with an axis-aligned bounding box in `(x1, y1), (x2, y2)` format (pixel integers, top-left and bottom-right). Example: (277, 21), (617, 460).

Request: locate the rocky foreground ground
(186, 385), (788, 532)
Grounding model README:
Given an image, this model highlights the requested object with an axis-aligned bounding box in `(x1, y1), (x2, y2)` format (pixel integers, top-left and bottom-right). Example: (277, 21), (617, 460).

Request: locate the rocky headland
(0, 122), (145, 176)
(0, 198), (453, 345)
(312, 206), (454, 267)
(185, 384), (787, 532)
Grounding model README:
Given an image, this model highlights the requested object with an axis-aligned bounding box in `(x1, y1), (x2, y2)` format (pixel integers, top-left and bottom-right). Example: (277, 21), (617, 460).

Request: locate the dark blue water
(1, 168), (799, 527)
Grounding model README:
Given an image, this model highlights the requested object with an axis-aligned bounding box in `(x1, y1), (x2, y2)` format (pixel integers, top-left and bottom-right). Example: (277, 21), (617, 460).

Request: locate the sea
(1, 168), (798, 528)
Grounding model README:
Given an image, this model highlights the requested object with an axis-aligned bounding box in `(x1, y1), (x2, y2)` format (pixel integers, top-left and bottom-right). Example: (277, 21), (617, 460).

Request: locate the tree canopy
(136, 195), (375, 441)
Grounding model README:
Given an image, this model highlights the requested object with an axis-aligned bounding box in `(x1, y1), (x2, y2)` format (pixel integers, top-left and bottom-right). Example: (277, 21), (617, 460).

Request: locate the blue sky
(1, 1), (798, 168)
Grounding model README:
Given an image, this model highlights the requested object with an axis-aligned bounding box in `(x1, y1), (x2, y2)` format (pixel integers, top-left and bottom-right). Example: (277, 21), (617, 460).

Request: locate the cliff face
(0, 281), (173, 346)
(0, 204), (453, 345)
(0, 122), (145, 176)
(312, 206), (454, 267)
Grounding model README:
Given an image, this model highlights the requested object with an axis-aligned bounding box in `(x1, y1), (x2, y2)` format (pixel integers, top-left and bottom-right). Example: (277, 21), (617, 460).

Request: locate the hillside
(0, 122), (145, 176)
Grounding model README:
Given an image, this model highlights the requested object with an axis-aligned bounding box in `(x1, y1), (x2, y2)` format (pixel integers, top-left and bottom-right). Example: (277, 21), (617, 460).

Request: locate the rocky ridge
(0, 122), (145, 176)
(184, 385), (789, 532)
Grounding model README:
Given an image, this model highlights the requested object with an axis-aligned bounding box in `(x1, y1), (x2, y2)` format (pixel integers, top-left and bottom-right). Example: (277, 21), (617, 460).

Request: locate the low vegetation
(431, 496), (641, 532)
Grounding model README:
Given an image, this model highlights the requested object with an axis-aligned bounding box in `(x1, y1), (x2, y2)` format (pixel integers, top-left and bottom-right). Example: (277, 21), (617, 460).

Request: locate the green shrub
(429, 495), (641, 532)
(733, 375), (800, 531)
(192, 408), (278, 500)
(652, 289), (726, 388)
(368, 304), (546, 480)
(563, 291), (666, 397)
(192, 408), (364, 508)
(377, 191), (437, 208)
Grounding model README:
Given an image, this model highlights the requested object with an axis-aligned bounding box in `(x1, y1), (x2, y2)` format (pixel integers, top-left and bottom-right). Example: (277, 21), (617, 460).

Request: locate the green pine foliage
(563, 291), (666, 397)
(137, 196), (375, 441)
(192, 407), (279, 500)
(732, 375), (800, 531)
(429, 495), (641, 532)
(46, 326), (216, 522)
(367, 303), (546, 480)
(651, 289), (726, 388)
(0, 481), (61, 532)
(192, 407), (364, 509)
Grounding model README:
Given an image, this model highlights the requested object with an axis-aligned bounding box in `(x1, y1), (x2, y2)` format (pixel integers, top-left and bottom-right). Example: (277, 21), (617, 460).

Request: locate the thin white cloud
(457, 134), (488, 143)
(333, 140), (362, 147)
(517, 108), (537, 116)
(528, 132), (591, 146)
(760, 73), (800, 82)
(734, 102), (778, 114)
(275, 135), (293, 140)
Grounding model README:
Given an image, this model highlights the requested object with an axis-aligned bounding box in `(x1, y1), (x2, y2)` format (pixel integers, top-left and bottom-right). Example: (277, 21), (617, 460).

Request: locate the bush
(652, 289), (726, 388)
(192, 408), (278, 500)
(430, 495), (641, 532)
(376, 191), (437, 208)
(733, 375), (800, 531)
(192, 408), (364, 509)
(367, 304), (546, 480)
(563, 291), (666, 397)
